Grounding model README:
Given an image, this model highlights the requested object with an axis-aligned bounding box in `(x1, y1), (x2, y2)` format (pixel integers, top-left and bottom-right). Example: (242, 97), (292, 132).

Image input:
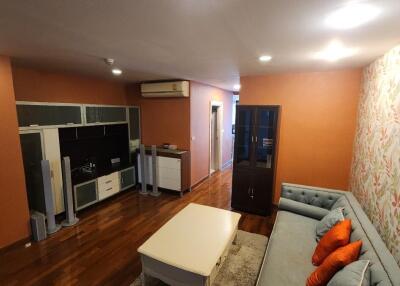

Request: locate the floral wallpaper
(350, 45), (400, 265)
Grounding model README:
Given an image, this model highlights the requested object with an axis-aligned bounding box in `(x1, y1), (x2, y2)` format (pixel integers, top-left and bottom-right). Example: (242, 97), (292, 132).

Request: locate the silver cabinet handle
(255, 136), (258, 143)
(250, 188), (254, 199)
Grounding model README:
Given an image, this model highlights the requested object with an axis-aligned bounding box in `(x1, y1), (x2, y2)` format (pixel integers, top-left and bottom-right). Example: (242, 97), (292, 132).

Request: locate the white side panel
(42, 128), (64, 214)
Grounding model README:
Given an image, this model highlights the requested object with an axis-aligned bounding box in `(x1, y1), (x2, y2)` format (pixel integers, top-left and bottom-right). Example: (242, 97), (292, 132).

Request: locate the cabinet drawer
(98, 172), (119, 187)
(158, 157), (181, 169)
(98, 184), (119, 200)
(158, 177), (180, 191)
(158, 167), (180, 180)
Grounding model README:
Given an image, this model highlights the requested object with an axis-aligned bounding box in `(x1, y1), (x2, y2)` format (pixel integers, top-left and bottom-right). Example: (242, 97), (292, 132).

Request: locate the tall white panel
(42, 128), (64, 214)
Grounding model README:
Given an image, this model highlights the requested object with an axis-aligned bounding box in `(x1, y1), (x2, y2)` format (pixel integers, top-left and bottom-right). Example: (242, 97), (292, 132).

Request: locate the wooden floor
(0, 167), (276, 286)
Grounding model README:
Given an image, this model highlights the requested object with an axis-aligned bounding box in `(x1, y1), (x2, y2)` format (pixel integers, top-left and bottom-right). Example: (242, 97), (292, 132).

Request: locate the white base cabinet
(98, 172), (120, 200)
(137, 155), (182, 192)
(73, 167), (136, 211)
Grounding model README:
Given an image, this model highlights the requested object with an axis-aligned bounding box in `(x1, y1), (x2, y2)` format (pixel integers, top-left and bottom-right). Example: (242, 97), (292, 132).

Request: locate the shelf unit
(16, 101), (140, 214)
(74, 166), (136, 211)
(231, 105), (280, 215)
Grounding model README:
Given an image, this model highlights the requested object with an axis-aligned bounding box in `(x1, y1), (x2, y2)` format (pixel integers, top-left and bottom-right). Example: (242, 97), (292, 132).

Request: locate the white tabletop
(138, 203), (241, 276)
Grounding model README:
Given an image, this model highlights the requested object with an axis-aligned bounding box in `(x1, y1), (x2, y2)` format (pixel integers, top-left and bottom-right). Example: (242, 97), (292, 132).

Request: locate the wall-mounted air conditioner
(141, 81), (189, 98)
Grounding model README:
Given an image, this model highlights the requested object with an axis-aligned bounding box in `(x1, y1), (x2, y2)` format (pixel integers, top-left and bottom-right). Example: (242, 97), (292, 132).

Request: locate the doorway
(209, 101), (223, 175)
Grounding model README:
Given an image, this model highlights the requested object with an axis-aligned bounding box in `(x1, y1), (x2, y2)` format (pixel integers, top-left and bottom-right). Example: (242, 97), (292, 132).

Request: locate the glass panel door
(255, 108), (276, 168)
(20, 132), (46, 212)
(235, 107), (253, 167)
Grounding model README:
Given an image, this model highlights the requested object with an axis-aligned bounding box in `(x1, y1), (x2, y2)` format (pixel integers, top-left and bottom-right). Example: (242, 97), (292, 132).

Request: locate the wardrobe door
(254, 107), (277, 169)
(231, 169), (253, 211)
(20, 132), (45, 213)
(234, 107), (254, 168)
(252, 169), (273, 215)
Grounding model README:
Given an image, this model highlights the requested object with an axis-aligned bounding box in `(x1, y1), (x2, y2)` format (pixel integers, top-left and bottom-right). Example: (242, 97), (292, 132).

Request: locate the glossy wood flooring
(0, 167), (276, 286)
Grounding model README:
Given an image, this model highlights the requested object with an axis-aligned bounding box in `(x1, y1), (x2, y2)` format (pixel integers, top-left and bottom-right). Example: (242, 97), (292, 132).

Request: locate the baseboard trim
(191, 175), (209, 190)
(0, 235), (31, 255)
(221, 159), (233, 170)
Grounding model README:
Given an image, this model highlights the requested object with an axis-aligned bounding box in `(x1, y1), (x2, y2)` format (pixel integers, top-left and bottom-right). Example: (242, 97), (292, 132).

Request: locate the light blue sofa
(256, 183), (400, 286)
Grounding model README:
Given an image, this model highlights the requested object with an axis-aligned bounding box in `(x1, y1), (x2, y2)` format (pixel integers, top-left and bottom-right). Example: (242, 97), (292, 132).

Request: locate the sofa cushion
(257, 211), (317, 286)
(312, 219), (352, 265)
(307, 241), (363, 286)
(327, 260), (370, 286)
(316, 207), (345, 241)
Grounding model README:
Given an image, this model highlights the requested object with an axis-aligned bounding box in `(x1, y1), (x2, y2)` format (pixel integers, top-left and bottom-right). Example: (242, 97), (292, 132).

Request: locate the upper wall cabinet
(17, 103), (82, 127)
(85, 106), (127, 124)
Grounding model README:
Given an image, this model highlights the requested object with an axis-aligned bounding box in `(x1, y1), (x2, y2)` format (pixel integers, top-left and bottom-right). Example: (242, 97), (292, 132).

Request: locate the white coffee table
(138, 203), (241, 286)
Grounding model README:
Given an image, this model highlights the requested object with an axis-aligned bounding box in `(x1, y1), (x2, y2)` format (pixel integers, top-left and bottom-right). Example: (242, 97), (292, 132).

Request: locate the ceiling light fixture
(111, 68), (122, 75)
(233, 84), (241, 91)
(313, 40), (358, 62)
(325, 3), (381, 30)
(259, 55), (272, 62)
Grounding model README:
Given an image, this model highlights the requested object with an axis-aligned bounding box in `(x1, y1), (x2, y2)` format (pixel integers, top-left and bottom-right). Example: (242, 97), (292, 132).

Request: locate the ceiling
(0, 0), (399, 90)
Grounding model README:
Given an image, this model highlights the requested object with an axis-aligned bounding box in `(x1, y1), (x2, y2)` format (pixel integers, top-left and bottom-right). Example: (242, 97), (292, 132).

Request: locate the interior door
(20, 131), (45, 213)
(210, 107), (217, 172)
(234, 107), (254, 168)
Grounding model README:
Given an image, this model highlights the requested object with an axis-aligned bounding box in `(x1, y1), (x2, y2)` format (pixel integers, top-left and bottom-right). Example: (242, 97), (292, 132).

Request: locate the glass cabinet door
(255, 108), (276, 168)
(235, 107), (253, 167)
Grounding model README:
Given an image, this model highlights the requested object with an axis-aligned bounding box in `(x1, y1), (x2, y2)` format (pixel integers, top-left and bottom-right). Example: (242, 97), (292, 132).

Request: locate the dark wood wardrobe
(231, 105), (280, 215)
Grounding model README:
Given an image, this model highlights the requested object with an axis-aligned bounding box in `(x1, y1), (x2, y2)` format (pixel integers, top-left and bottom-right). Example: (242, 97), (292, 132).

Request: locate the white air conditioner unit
(141, 81), (189, 98)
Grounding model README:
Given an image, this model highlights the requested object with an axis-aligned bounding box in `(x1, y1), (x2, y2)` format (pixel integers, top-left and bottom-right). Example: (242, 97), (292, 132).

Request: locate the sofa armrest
(281, 183), (346, 210)
(279, 197), (330, 220)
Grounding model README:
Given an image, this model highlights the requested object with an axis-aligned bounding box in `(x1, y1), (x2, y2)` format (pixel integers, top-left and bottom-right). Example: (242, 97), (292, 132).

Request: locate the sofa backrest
(281, 183), (400, 286)
(332, 194), (400, 286)
(281, 183), (343, 209)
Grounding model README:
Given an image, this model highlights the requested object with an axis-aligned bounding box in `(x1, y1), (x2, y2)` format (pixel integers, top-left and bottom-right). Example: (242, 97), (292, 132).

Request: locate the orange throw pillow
(312, 219), (352, 265)
(307, 240), (362, 286)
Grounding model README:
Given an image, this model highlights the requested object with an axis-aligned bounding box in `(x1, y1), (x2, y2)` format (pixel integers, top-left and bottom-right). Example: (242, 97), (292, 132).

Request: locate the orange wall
(12, 66), (127, 105)
(126, 84), (191, 150)
(190, 82), (233, 185)
(0, 57), (30, 248)
(240, 69), (362, 203)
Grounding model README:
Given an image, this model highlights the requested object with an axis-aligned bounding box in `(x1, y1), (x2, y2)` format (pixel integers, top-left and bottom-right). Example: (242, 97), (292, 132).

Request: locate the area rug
(131, 230), (268, 286)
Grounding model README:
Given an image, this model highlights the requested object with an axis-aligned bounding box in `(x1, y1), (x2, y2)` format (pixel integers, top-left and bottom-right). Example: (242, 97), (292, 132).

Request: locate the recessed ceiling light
(259, 55), (272, 62)
(111, 68), (122, 76)
(313, 40), (358, 62)
(233, 84), (241, 91)
(325, 3), (381, 30)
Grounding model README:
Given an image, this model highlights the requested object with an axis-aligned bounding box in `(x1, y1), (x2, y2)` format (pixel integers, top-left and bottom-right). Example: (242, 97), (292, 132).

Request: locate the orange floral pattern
(350, 45), (400, 265)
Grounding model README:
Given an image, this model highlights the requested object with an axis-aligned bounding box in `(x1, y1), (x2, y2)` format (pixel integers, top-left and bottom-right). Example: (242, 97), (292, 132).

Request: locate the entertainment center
(18, 101), (140, 215)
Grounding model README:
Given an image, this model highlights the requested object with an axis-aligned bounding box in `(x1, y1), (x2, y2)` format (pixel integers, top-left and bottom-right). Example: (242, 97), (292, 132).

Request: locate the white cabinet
(137, 155), (182, 192)
(97, 172), (120, 200)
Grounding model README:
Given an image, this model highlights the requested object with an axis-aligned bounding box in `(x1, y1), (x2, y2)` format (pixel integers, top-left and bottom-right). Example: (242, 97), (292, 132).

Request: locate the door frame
(209, 100), (223, 175)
